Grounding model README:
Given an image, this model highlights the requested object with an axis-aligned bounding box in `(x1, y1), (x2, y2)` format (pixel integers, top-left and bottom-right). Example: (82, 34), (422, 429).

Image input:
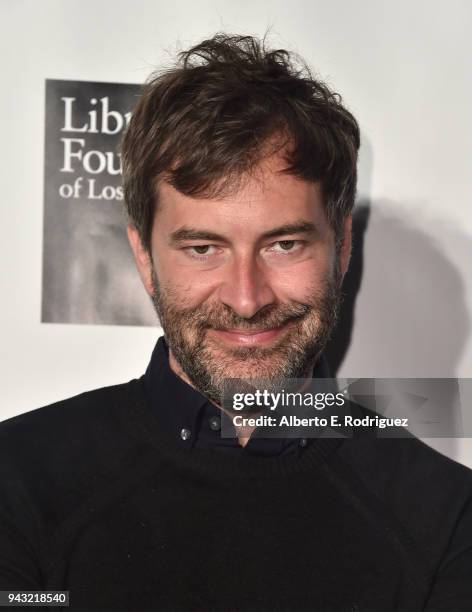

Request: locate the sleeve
(424, 495), (472, 611)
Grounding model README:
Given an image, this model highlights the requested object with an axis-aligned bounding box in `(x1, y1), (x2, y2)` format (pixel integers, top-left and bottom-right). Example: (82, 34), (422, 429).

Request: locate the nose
(217, 252), (276, 319)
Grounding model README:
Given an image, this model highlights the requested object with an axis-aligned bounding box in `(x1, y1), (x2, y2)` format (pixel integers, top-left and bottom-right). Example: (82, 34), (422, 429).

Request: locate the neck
(167, 344), (322, 447)
(168, 346), (255, 446)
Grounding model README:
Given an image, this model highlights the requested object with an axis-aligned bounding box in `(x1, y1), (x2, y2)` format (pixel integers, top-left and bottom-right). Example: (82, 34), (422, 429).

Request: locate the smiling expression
(128, 151), (352, 405)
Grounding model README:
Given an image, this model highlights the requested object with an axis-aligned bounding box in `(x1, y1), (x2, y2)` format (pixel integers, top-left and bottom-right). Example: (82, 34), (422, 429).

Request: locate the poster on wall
(41, 79), (157, 325)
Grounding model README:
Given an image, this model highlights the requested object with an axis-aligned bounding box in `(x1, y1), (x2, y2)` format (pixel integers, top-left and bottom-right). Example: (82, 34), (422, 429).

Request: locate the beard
(150, 265), (343, 406)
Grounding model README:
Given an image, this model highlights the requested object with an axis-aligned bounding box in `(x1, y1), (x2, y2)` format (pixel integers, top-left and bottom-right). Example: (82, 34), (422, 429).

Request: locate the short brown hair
(121, 33), (360, 252)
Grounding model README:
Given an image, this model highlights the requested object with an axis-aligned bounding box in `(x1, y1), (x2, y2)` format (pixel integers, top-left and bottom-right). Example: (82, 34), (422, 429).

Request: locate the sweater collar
(143, 335), (332, 456)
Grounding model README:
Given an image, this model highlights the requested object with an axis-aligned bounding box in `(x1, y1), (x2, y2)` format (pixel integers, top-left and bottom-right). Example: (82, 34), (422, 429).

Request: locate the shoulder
(338, 431), (472, 565)
(337, 400), (472, 506)
(0, 379), (152, 572)
(340, 430), (472, 495)
(0, 379), (148, 507)
(0, 379), (142, 452)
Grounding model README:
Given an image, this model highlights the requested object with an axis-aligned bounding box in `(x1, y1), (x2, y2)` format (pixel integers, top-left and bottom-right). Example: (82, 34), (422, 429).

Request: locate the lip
(208, 322), (291, 346)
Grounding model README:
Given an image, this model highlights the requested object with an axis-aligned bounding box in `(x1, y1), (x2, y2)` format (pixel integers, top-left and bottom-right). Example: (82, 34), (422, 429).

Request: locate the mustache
(180, 301), (312, 332)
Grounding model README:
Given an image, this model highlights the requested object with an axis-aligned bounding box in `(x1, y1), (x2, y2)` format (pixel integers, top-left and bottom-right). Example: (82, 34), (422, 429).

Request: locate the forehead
(154, 153), (328, 236)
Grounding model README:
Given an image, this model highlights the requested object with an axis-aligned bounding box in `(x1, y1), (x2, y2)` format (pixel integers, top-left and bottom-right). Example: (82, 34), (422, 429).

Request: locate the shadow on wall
(325, 202), (370, 375)
(325, 200), (471, 461)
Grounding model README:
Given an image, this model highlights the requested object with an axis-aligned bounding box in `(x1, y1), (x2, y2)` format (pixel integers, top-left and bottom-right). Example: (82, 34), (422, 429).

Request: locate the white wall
(1, 0), (471, 464)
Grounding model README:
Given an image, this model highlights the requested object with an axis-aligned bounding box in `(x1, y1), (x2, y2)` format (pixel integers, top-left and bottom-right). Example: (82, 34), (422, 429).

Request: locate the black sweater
(1, 377), (472, 611)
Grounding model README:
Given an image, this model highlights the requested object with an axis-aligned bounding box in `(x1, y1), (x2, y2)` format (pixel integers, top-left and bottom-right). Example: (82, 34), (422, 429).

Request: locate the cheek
(156, 260), (218, 308)
(269, 256), (335, 301)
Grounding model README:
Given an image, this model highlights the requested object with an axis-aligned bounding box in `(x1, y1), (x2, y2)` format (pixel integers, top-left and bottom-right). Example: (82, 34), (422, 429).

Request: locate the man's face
(128, 152), (352, 405)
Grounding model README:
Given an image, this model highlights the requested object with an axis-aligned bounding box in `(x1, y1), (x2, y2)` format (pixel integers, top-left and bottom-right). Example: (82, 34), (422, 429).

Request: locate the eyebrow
(169, 220), (318, 246)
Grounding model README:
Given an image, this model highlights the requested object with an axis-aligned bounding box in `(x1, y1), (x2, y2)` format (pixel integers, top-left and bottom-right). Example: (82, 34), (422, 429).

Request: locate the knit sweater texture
(1, 377), (472, 611)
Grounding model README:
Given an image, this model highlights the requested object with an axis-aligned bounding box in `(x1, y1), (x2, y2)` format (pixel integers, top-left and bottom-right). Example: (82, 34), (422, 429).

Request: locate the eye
(192, 245), (211, 255)
(277, 240), (296, 251)
(268, 240), (304, 254)
(183, 244), (221, 259)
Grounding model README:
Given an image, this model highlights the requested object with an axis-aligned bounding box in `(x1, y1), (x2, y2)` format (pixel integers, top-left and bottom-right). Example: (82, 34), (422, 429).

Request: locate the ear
(126, 223), (154, 296)
(338, 214), (352, 282)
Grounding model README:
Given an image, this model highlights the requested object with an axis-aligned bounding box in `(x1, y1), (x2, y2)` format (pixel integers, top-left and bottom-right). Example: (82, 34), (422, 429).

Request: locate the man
(1, 34), (471, 611)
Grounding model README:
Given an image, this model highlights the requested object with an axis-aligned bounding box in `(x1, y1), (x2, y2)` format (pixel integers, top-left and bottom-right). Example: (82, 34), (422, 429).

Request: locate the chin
(206, 349), (293, 380)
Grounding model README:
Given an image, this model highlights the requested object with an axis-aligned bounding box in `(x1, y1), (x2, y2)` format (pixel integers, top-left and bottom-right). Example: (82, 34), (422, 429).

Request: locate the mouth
(207, 321), (293, 346)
